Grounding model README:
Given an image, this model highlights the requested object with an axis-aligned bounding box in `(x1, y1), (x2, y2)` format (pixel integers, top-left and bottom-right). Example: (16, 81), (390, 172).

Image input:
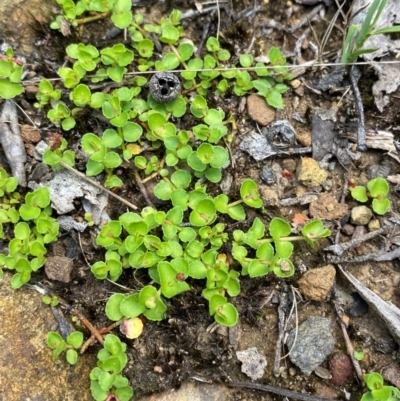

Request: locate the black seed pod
(148, 72), (181, 103)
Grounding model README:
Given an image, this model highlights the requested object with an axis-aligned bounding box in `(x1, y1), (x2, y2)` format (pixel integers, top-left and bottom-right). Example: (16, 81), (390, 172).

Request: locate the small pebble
(368, 219), (381, 231)
(351, 205), (373, 226)
(260, 165), (276, 185)
(341, 224), (355, 236)
(329, 353), (353, 386)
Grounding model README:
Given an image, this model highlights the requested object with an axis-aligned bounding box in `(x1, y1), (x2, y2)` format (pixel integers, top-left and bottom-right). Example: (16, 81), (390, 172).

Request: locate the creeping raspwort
(148, 72), (181, 103)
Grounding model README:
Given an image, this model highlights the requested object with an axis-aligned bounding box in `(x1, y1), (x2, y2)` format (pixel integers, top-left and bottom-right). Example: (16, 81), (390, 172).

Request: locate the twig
(324, 226), (388, 256)
(223, 138), (235, 169)
(182, 5), (220, 19)
(59, 161), (138, 210)
(337, 264), (400, 345)
(273, 289), (288, 376)
(24, 283), (105, 347)
(290, 4), (324, 33)
(132, 166), (156, 209)
(80, 320), (122, 354)
(78, 232), (91, 268)
(227, 381), (336, 401)
(141, 157), (165, 184)
(332, 296), (363, 381)
(328, 246), (400, 264)
(349, 65), (366, 151)
(71, 307), (104, 346)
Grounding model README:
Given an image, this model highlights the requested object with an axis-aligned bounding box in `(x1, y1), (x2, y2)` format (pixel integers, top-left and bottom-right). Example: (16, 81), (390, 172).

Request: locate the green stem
(227, 199), (243, 208)
(257, 235), (304, 244)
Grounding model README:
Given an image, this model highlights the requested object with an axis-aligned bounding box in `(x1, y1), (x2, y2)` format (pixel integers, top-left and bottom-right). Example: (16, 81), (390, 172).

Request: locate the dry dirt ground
(1, 1), (400, 401)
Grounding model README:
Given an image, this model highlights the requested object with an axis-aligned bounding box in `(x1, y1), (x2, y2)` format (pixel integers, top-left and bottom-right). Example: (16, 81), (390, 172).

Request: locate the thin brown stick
(333, 299), (363, 381)
(132, 166), (156, 209)
(227, 381), (335, 401)
(80, 320), (122, 354)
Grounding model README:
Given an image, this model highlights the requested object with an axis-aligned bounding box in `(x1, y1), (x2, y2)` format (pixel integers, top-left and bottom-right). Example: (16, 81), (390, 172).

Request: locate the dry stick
(349, 65), (367, 151)
(71, 307), (105, 346)
(141, 158), (165, 184)
(132, 166), (156, 209)
(324, 226), (388, 256)
(227, 381), (336, 401)
(80, 320), (122, 354)
(328, 246), (400, 264)
(59, 161), (138, 210)
(40, 288), (105, 347)
(273, 289), (288, 377)
(333, 297), (363, 381)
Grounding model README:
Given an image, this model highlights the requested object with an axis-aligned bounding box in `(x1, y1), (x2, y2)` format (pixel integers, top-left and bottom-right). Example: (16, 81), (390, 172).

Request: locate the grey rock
(287, 317), (335, 375)
(312, 113), (335, 162)
(260, 165), (276, 185)
(239, 132), (274, 161)
(236, 347), (267, 380)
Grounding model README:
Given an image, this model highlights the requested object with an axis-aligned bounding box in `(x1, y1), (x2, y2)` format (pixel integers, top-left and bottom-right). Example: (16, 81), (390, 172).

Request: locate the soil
(1, 1), (400, 401)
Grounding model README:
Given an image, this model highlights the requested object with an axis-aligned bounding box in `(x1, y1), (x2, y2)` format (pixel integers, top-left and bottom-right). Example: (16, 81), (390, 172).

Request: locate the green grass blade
(356, 0), (385, 48)
(372, 25), (400, 35)
(342, 24), (359, 64)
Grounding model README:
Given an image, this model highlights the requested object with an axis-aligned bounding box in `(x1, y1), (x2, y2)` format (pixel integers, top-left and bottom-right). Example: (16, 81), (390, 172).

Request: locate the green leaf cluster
(47, 331), (84, 365)
(232, 218), (330, 278)
(90, 334), (134, 401)
(0, 186), (59, 288)
(0, 47), (24, 99)
(51, 0), (133, 30)
(361, 372), (400, 401)
(349, 177), (391, 215)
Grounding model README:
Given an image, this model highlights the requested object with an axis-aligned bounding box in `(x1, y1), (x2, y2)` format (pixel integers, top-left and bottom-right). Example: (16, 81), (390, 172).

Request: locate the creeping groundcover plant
(0, 4), (335, 401)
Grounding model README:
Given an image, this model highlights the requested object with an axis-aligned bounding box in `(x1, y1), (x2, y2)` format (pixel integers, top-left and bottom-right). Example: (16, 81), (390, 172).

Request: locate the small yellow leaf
(120, 318), (143, 339)
(126, 143), (142, 156)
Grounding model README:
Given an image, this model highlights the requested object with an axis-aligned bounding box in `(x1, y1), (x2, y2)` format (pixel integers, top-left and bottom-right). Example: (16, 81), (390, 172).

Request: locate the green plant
(51, 0), (133, 32)
(232, 217), (330, 278)
(349, 177), (391, 215)
(42, 294), (59, 307)
(90, 334), (134, 401)
(35, 79), (62, 107)
(342, 0), (400, 64)
(361, 372), (400, 401)
(43, 136), (76, 171)
(353, 350), (365, 361)
(0, 186), (60, 288)
(0, 47), (24, 99)
(47, 330), (84, 365)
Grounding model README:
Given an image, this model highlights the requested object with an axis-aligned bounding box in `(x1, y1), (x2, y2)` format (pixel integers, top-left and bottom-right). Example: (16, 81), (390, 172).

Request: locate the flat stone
(382, 363), (400, 389)
(309, 193), (348, 220)
(247, 94), (275, 126)
(296, 157), (328, 187)
(287, 317), (335, 375)
(137, 382), (230, 401)
(45, 256), (74, 283)
(239, 132), (273, 161)
(0, 274), (95, 401)
(297, 265), (336, 302)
